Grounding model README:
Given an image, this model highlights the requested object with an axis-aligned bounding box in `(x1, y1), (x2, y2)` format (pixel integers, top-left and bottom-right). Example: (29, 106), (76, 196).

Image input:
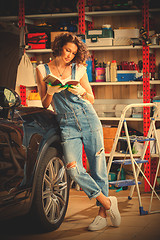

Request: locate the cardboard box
(114, 28), (139, 38)
(113, 37), (132, 46)
(103, 126), (117, 153)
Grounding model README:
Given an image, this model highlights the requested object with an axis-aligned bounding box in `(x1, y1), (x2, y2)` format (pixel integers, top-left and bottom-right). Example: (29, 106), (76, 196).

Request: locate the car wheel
(31, 147), (70, 232)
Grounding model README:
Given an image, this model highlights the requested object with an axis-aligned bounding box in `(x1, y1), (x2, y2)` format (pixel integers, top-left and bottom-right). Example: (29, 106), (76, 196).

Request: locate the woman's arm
(36, 67), (53, 108)
(80, 72), (94, 104)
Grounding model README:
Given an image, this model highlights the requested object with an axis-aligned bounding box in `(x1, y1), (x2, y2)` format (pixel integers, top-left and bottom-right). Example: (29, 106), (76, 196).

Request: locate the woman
(36, 32), (121, 231)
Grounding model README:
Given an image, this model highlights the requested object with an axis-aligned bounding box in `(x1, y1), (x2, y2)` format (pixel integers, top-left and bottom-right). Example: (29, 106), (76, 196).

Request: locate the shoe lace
(109, 209), (116, 219)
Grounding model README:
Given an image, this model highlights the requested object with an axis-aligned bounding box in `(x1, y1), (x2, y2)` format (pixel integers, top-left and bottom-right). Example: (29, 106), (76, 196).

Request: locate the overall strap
(71, 63), (76, 80)
(45, 63), (76, 79)
(44, 63), (50, 75)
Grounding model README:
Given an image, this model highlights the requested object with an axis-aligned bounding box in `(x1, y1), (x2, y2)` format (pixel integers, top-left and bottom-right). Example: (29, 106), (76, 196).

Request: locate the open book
(43, 73), (79, 88)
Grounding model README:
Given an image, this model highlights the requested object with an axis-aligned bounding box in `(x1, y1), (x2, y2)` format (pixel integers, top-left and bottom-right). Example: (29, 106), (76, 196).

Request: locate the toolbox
(117, 70), (137, 82)
(86, 28), (113, 39)
(103, 126), (117, 153)
(86, 28), (113, 46)
(27, 33), (48, 49)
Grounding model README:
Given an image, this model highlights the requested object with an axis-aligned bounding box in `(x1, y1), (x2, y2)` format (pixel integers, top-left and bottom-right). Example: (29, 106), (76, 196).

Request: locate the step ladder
(107, 103), (160, 215)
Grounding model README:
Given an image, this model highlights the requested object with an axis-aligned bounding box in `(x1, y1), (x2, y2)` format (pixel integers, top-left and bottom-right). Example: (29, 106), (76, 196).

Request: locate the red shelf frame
(19, 0), (26, 106)
(78, 0), (85, 35)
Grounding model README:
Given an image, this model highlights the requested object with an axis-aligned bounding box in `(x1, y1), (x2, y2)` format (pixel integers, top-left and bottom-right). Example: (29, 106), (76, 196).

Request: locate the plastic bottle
(31, 60), (37, 84)
(86, 57), (93, 82)
(105, 61), (110, 82)
(110, 60), (117, 82)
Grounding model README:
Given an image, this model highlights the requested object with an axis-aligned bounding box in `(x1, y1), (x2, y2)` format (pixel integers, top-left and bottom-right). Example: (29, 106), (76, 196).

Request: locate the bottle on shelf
(110, 60), (117, 82)
(30, 57), (37, 84)
(86, 57), (93, 82)
(105, 61), (110, 82)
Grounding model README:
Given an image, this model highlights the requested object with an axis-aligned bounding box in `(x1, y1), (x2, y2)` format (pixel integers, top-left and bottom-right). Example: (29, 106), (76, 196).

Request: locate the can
(95, 68), (105, 82)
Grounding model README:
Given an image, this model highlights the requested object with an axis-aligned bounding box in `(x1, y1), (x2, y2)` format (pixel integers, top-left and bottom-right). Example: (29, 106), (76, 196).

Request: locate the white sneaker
(88, 215), (107, 231)
(107, 196), (121, 227)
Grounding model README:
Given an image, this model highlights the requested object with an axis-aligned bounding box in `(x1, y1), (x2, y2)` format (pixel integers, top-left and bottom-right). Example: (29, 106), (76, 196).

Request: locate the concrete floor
(1, 188), (160, 240)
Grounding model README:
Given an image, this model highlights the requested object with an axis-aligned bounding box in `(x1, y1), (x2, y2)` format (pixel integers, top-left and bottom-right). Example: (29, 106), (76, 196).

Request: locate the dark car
(0, 86), (70, 232)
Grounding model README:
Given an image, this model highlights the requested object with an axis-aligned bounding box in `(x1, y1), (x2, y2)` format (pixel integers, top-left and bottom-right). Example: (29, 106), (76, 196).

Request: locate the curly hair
(51, 32), (90, 65)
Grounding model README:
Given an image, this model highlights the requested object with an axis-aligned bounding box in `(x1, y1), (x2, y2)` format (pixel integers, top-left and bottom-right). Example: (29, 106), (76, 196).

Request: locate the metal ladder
(107, 103), (160, 215)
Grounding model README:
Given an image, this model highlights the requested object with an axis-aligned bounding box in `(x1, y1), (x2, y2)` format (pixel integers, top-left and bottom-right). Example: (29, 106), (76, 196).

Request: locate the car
(0, 86), (70, 232)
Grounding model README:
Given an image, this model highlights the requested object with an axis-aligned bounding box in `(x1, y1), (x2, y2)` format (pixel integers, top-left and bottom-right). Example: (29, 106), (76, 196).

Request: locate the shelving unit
(85, 0), (160, 193)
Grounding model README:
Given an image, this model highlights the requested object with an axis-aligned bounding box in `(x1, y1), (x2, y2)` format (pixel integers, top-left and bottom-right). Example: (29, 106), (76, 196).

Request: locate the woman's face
(61, 42), (78, 64)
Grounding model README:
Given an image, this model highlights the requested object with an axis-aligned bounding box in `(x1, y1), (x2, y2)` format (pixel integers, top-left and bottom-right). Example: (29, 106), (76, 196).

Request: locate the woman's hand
(47, 85), (66, 95)
(68, 83), (86, 96)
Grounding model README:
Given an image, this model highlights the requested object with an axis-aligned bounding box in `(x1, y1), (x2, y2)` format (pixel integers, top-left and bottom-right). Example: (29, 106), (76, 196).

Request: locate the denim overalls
(44, 63), (108, 205)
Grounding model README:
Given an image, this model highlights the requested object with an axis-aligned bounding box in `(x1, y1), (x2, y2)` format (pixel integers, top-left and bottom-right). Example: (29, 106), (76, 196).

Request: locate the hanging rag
(16, 53), (36, 87)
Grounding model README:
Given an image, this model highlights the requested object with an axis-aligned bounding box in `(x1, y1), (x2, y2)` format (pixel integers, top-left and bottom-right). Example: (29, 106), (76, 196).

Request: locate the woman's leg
(62, 136), (103, 200)
(80, 112), (121, 230)
(88, 192), (121, 231)
(82, 127), (109, 206)
(96, 192), (111, 210)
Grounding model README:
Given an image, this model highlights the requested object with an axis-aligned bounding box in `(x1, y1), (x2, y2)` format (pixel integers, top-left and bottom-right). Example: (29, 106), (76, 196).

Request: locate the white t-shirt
(37, 63), (86, 84)
(37, 63), (88, 111)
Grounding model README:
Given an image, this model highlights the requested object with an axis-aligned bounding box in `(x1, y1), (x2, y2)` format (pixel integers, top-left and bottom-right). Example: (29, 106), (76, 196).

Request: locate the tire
(31, 147), (70, 232)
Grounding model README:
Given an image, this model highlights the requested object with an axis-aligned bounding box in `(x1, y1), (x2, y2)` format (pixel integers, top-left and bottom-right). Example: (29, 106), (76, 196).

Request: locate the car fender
(28, 133), (63, 207)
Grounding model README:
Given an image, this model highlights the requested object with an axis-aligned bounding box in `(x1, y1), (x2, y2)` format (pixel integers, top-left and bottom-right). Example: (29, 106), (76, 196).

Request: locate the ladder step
(109, 179), (141, 187)
(119, 136), (155, 142)
(112, 159), (148, 165)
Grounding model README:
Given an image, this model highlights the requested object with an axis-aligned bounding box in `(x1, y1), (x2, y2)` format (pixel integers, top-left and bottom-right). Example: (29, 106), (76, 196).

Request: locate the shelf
(0, 12), (78, 21)
(88, 45), (160, 51)
(85, 9), (142, 16)
(26, 49), (53, 53)
(25, 12), (78, 19)
(90, 80), (160, 86)
(26, 46), (160, 54)
(85, 8), (160, 17)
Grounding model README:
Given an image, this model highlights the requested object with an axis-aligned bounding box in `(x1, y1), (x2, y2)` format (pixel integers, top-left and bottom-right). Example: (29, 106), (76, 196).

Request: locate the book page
(43, 74), (79, 87)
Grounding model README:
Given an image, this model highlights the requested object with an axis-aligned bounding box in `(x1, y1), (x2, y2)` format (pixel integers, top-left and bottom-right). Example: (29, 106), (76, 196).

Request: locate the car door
(0, 118), (28, 219)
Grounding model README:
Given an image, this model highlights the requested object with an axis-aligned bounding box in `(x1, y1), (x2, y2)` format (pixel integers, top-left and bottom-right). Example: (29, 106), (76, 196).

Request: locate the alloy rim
(42, 157), (68, 223)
